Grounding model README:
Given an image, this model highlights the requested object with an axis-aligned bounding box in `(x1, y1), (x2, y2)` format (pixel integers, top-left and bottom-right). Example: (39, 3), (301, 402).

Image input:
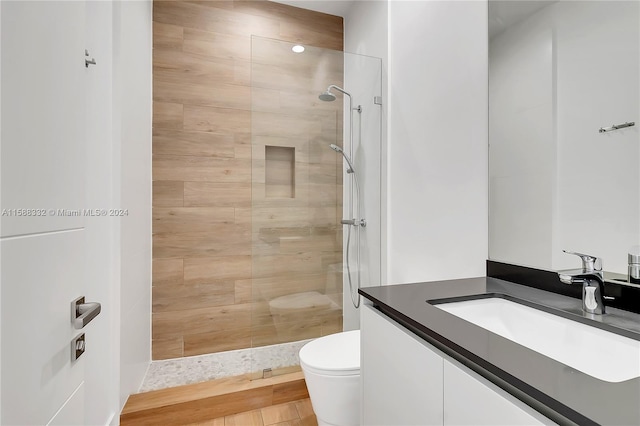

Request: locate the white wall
(344, 0), (388, 329)
(387, 1), (488, 284)
(113, 0), (152, 411)
(345, 1), (389, 288)
(341, 51), (383, 329)
(0, 4), (3, 421)
(85, 2), (118, 424)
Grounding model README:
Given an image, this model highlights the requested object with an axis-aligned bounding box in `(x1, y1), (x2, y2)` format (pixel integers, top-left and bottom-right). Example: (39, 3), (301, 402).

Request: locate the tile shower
(150, 0), (381, 389)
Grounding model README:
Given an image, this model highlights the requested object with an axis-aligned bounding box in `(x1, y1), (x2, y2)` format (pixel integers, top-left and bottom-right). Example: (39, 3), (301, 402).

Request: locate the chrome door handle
(71, 296), (101, 329)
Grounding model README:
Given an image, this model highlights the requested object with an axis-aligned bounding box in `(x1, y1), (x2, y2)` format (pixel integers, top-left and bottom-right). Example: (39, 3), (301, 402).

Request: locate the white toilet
(299, 330), (360, 426)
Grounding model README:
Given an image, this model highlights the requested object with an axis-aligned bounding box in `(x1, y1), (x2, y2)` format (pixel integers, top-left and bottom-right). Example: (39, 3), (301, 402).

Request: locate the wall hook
(85, 49), (96, 68)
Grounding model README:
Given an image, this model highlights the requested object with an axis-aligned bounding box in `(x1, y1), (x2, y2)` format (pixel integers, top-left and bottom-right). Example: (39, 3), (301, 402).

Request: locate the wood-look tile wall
(152, 0), (344, 360)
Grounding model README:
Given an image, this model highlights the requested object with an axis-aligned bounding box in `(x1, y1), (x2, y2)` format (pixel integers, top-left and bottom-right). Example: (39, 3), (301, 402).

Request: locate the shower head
(319, 91), (336, 102)
(328, 144), (355, 173)
(318, 85), (352, 102)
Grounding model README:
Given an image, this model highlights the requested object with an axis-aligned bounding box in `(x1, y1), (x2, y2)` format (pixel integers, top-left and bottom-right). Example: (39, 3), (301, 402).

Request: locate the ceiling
(273, 1), (557, 40)
(270, 0), (355, 18)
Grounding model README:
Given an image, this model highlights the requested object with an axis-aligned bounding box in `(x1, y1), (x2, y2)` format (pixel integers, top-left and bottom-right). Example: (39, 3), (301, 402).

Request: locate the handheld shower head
(328, 144), (355, 173)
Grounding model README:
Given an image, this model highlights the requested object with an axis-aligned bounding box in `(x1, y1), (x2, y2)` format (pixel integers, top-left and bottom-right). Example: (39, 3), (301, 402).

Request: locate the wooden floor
(185, 398), (317, 426)
(121, 371), (312, 425)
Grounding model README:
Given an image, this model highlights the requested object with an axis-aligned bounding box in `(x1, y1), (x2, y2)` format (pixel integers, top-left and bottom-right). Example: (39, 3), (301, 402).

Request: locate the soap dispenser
(628, 245), (640, 284)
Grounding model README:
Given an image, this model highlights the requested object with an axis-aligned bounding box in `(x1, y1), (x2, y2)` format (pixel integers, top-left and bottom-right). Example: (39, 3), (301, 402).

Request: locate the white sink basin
(435, 297), (640, 382)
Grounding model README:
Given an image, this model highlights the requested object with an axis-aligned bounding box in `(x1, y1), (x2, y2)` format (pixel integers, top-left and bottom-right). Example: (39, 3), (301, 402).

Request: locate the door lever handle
(71, 296), (101, 329)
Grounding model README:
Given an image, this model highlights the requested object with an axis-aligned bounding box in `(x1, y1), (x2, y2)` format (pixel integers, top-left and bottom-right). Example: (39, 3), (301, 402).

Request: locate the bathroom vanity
(359, 274), (640, 425)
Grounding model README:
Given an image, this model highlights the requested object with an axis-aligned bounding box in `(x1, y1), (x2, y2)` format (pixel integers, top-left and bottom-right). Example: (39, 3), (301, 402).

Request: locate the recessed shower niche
(265, 146), (295, 198)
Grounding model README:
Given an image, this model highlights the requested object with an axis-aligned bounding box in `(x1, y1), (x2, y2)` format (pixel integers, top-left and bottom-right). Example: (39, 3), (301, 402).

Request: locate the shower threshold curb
(120, 369), (308, 425)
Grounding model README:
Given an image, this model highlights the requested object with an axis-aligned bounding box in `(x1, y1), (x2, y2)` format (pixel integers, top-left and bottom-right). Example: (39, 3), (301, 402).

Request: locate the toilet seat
(299, 330), (360, 376)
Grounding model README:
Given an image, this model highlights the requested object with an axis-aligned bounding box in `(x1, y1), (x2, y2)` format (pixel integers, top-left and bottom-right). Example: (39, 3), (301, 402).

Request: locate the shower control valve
(340, 218), (366, 227)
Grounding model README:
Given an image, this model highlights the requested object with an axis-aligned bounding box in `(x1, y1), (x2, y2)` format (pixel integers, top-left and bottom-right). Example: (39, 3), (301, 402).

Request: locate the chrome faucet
(558, 250), (606, 315)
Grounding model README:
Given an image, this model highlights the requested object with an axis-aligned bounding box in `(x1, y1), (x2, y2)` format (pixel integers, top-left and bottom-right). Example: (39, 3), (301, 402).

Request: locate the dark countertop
(359, 277), (640, 426)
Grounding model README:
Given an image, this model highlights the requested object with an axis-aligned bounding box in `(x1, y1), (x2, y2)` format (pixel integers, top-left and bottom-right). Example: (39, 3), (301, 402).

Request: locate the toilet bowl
(299, 330), (360, 426)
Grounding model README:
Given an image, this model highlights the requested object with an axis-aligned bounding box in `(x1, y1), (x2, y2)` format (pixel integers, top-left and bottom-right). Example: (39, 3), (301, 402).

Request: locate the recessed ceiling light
(292, 45), (305, 53)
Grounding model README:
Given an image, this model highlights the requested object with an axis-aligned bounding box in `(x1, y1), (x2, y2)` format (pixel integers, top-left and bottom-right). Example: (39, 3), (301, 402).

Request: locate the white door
(1, 1), (110, 424)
